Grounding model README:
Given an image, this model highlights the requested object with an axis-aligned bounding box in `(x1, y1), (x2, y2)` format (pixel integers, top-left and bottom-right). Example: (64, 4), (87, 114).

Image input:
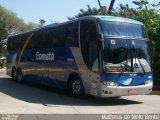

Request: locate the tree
(0, 5), (41, 36)
(39, 19), (46, 26)
(108, 0), (115, 13)
(132, 0), (149, 10)
(0, 6), (27, 36)
(68, 0), (118, 19)
(97, 0), (102, 9)
(0, 5), (41, 57)
(115, 4), (137, 18)
(26, 22), (41, 30)
(0, 19), (7, 56)
(68, 5), (110, 20)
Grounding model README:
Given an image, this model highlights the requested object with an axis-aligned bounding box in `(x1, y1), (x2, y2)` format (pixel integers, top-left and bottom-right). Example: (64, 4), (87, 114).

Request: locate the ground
(0, 69), (160, 119)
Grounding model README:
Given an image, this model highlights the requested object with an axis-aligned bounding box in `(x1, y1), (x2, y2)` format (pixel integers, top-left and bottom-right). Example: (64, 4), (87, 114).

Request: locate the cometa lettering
(36, 52), (55, 61)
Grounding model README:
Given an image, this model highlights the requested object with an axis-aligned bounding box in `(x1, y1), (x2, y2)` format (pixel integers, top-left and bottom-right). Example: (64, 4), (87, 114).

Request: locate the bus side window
(48, 23), (79, 48)
(44, 29), (52, 48)
(48, 26), (66, 47)
(89, 41), (99, 72)
(66, 22), (79, 47)
(80, 20), (99, 72)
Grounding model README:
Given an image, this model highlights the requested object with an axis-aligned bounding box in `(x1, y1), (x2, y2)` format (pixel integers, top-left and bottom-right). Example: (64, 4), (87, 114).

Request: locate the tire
(11, 67), (16, 81)
(68, 76), (84, 97)
(16, 68), (22, 82)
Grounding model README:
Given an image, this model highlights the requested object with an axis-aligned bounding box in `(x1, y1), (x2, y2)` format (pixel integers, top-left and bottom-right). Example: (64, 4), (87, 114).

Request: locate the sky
(0, 0), (158, 25)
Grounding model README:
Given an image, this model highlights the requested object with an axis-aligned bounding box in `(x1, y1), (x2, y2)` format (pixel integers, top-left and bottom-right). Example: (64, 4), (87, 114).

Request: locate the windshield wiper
(132, 46), (146, 75)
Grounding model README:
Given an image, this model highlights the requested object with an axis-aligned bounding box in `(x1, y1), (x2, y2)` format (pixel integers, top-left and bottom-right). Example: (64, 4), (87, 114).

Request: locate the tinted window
(7, 34), (27, 51)
(27, 30), (49, 49)
(46, 22), (79, 47)
(133, 40), (151, 72)
(8, 22), (79, 51)
(102, 38), (152, 73)
(21, 33), (31, 49)
(100, 21), (146, 38)
(89, 41), (99, 72)
(103, 39), (132, 73)
(80, 20), (98, 71)
(7, 37), (15, 51)
(104, 39), (131, 64)
(65, 23), (79, 47)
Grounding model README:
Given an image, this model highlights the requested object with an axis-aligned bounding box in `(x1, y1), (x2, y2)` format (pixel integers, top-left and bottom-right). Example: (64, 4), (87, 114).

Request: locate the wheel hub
(72, 80), (81, 94)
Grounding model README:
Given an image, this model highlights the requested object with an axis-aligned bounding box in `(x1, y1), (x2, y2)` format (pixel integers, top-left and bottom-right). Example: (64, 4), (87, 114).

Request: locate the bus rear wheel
(11, 67), (16, 81)
(16, 68), (22, 82)
(68, 77), (83, 97)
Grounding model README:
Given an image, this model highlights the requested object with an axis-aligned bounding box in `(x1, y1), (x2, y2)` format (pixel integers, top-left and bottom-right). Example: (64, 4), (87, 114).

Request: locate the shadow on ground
(0, 78), (142, 106)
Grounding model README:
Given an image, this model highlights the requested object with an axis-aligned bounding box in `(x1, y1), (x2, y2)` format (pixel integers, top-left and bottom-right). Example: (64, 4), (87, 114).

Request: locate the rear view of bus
(83, 16), (153, 97)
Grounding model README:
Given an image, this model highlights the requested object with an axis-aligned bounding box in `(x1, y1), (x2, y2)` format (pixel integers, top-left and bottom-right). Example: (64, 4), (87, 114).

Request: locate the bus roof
(9, 15), (143, 38)
(39, 15), (144, 31)
(78, 15), (143, 25)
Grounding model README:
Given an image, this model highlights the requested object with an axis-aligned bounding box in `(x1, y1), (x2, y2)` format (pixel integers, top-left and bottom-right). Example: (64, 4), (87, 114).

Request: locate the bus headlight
(102, 81), (119, 86)
(145, 80), (153, 85)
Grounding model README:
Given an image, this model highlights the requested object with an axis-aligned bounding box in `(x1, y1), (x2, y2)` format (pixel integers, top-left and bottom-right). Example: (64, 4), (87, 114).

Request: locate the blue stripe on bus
(7, 47), (151, 88)
(100, 73), (152, 86)
(7, 47), (79, 89)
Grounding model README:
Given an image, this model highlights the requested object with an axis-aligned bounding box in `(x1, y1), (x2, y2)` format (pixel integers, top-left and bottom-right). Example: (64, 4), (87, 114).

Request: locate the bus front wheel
(68, 76), (84, 97)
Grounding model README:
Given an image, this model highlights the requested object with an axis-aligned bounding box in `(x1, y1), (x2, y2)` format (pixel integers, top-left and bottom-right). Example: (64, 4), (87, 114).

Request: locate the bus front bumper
(100, 82), (153, 98)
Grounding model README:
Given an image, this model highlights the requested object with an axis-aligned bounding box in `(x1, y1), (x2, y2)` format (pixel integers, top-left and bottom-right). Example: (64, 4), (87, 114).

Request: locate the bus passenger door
(79, 20), (100, 96)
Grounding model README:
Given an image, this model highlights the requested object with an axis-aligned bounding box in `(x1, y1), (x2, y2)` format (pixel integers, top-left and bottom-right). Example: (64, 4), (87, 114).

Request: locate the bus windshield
(100, 21), (146, 38)
(102, 38), (152, 73)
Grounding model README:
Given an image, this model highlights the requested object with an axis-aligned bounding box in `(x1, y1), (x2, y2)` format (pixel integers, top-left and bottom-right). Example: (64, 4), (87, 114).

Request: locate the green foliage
(26, 22), (41, 30)
(0, 6), (26, 35)
(0, 6), (41, 35)
(130, 1), (160, 79)
(76, 5), (101, 17)
(115, 4), (138, 18)
(0, 19), (7, 39)
(132, 0), (149, 9)
(68, 5), (110, 20)
(0, 5), (41, 57)
(39, 19), (46, 26)
(0, 8), (8, 57)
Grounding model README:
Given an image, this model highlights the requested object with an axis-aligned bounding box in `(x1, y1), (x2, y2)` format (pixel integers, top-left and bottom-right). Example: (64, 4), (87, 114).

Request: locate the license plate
(128, 89), (137, 94)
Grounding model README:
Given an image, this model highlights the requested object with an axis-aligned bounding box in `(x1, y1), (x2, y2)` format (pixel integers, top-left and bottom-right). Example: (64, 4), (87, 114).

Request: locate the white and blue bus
(7, 16), (153, 97)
